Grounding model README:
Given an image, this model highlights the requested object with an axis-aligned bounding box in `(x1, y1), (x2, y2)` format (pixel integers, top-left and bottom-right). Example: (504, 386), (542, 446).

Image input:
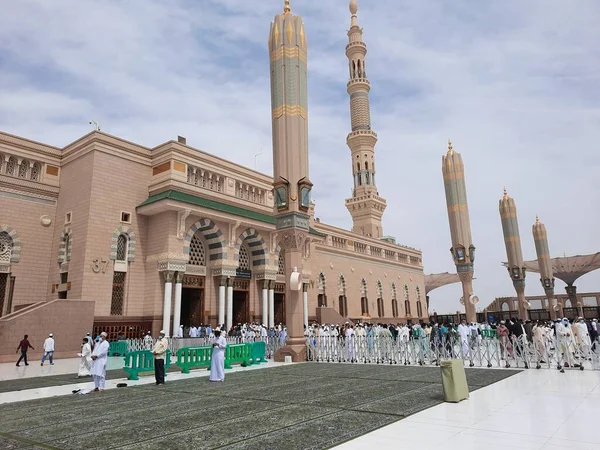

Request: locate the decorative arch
(404, 284), (411, 316)
(317, 272), (327, 307)
(235, 228), (267, 267)
(58, 228), (73, 263)
(109, 226), (136, 262)
(391, 282), (399, 318)
(184, 218), (226, 261)
(338, 274), (346, 295)
(0, 225), (20, 263)
(376, 280), (385, 318)
(360, 278), (369, 315)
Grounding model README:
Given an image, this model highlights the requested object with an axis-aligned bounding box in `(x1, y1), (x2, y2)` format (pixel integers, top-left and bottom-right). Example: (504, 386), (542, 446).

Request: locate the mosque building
(0, 0), (426, 354)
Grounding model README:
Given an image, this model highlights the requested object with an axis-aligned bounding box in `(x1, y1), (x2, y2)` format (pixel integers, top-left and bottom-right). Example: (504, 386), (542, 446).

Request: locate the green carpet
(0, 363), (520, 450)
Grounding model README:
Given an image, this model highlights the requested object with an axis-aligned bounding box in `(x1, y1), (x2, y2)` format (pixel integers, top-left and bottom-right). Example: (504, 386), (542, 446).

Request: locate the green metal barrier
(224, 343), (252, 369)
(250, 341), (266, 365)
(176, 346), (213, 374)
(109, 340), (128, 356)
(481, 329), (497, 339)
(123, 350), (171, 380)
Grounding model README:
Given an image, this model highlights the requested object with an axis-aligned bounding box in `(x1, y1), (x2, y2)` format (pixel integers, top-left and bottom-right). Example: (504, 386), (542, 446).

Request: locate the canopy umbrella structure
(425, 272), (461, 312)
(503, 252), (600, 308)
(425, 272), (461, 295)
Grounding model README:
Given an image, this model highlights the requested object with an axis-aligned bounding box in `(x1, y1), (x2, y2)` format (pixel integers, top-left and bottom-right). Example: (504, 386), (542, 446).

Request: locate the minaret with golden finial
(499, 189), (528, 320)
(269, 0), (311, 362)
(344, 0), (387, 239)
(533, 216), (557, 319)
(442, 139), (478, 322)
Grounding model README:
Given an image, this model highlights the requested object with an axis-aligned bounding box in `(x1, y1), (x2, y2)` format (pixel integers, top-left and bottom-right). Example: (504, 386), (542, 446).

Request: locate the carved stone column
(261, 279), (269, 327)
(302, 283), (309, 330)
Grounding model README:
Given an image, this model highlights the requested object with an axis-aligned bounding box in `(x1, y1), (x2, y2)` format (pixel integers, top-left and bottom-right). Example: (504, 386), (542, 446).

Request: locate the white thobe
(144, 335), (154, 350)
(176, 326), (184, 338)
(574, 322), (591, 347)
(209, 336), (227, 382)
(90, 339), (110, 389)
(457, 324), (470, 357)
(78, 343), (92, 377)
(43, 337), (55, 352)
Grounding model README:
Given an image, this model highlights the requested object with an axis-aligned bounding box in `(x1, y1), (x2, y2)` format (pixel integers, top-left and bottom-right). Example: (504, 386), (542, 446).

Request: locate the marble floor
(335, 367), (600, 450)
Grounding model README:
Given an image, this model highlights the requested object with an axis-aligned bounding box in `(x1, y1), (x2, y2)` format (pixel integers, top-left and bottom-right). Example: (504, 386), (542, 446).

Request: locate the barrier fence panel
(125, 336), (284, 360)
(305, 335), (600, 371)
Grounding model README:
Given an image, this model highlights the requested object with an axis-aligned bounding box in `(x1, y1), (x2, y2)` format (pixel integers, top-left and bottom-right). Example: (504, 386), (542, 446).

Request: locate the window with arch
(501, 302), (510, 312)
(376, 281), (384, 317)
(238, 245), (250, 270)
(188, 234), (206, 266)
(30, 162), (41, 181)
(277, 252), (285, 275)
(6, 157), (16, 176)
(317, 273), (327, 307)
(0, 232), (13, 263)
(357, 59), (362, 78)
(18, 159), (28, 179)
(417, 301), (423, 318)
(63, 234), (71, 263)
(404, 285), (411, 316)
(0, 154), (4, 173)
(391, 283), (398, 318)
(360, 279), (369, 315)
(187, 166), (194, 183)
(338, 275), (347, 317)
(116, 234), (128, 262)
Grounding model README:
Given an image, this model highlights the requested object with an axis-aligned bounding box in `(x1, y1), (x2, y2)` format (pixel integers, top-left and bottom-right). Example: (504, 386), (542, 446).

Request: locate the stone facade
(0, 129), (426, 337)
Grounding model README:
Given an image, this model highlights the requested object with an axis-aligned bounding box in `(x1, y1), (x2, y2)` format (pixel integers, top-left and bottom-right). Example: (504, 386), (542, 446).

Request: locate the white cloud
(0, 0), (598, 313)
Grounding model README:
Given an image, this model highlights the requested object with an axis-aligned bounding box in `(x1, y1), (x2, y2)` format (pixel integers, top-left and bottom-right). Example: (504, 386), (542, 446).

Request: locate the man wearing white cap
(90, 332), (110, 392)
(209, 328), (227, 382)
(41, 333), (55, 366)
(152, 330), (169, 385)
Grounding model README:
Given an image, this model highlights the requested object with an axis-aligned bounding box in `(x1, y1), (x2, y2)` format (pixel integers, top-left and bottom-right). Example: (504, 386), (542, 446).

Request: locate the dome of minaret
(350, 0), (358, 15)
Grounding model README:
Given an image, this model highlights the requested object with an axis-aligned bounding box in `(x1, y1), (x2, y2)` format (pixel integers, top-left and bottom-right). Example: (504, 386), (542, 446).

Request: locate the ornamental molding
(0, 263), (11, 273)
(157, 261), (187, 272)
(212, 267), (237, 278)
(146, 252), (188, 263)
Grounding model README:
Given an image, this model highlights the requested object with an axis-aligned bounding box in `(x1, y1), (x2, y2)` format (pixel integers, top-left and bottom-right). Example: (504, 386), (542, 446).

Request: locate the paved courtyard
(0, 363), (517, 450)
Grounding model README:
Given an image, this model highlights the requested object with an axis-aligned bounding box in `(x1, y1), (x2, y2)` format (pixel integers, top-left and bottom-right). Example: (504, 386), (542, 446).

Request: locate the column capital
(175, 272), (185, 284)
(220, 276), (228, 287)
(164, 271), (175, 283)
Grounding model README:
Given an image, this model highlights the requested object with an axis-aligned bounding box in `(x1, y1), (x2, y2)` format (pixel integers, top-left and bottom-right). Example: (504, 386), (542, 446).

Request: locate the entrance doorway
(181, 275), (205, 326)
(274, 293), (285, 325)
(182, 288), (203, 326)
(233, 290), (248, 324)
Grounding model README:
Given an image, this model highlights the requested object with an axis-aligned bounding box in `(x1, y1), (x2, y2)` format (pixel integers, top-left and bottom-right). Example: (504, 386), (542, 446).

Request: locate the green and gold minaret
(269, 0), (312, 362)
(442, 140), (477, 322)
(499, 189), (528, 320)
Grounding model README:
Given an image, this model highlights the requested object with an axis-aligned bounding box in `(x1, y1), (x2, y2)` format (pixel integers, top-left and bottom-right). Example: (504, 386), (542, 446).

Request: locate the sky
(0, 0), (599, 314)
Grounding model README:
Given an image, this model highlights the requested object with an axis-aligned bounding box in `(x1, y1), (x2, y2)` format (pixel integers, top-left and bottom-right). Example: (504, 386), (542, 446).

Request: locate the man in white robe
(143, 331), (154, 350)
(457, 320), (471, 359)
(90, 332), (110, 392)
(77, 337), (92, 378)
(209, 328), (227, 382)
(176, 325), (184, 338)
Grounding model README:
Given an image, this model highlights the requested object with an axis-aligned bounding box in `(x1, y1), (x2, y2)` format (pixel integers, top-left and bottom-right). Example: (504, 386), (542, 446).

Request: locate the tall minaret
(533, 216), (557, 320)
(499, 189), (528, 320)
(269, 0), (311, 362)
(344, 0), (387, 239)
(442, 140), (477, 322)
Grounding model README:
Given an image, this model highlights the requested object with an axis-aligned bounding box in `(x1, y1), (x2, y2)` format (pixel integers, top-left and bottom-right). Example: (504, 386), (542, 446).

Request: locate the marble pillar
(218, 277), (226, 327)
(262, 280), (269, 326)
(268, 280), (275, 329)
(226, 278), (233, 332)
(303, 283), (309, 329)
(162, 271), (174, 337)
(172, 272), (184, 335)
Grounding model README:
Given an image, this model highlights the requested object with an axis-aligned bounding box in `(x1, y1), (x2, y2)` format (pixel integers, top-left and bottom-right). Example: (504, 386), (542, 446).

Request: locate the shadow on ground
(0, 363), (520, 450)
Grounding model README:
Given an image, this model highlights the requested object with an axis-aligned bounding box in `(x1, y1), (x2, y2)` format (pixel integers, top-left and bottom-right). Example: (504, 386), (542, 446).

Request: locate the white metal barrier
(305, 335), (600, 371)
